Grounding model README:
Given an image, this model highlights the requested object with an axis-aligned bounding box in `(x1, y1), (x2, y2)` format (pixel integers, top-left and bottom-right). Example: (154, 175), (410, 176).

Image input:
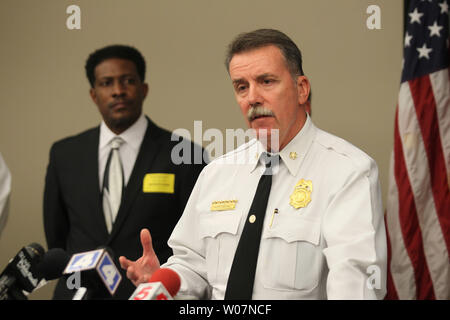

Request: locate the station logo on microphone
(97, 253), (121, 295)
(64, 250), (102, 273)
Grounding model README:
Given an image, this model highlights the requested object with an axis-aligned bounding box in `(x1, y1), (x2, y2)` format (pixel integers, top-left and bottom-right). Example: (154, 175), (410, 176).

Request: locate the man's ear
(89, 87), (97, 104)
(142, 83), (149, 99)
(296, 76), (310, 105)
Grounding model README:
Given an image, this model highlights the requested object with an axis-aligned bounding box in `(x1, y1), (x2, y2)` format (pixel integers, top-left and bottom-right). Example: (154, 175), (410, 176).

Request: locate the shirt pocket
(199, 211), (241, 286)
(261, 214), (324, 291)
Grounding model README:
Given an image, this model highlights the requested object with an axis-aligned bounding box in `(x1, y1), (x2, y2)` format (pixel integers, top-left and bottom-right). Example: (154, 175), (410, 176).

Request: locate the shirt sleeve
(0, 153), (11, 237)
(162, 168), (212, 300)
(322, 157), (387, 299)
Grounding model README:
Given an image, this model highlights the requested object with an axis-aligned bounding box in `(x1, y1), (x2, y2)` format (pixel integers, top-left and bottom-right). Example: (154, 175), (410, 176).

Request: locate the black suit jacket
(43, 116), (206, 299)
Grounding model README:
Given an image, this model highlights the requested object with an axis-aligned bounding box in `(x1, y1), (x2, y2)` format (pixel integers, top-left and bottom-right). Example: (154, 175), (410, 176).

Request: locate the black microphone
(62, 247), (122, 300)
(35, 248), (71, 281)
(0, 243), (45, 300)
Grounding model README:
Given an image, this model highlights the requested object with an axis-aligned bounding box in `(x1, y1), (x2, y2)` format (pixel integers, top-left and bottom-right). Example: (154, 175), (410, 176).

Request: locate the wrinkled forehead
(228, 45), (290, 79)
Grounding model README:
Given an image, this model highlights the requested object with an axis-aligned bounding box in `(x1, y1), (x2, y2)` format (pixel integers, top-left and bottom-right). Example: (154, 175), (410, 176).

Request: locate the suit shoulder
(155, 124), (205, 158)
(149, 122), (207, 167)
(50, 127), (99, 153)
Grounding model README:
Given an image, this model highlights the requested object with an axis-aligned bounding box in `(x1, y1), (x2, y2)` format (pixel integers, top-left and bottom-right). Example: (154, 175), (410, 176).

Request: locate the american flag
(385, 0), (449, 299)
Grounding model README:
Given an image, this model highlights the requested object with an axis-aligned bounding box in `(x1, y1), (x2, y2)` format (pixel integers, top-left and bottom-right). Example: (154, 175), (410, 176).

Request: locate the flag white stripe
(386, 151), (416, 299)
(429, 70), (450, 176)
(398, 82), (448, 299)
(429, 69), (450, 299)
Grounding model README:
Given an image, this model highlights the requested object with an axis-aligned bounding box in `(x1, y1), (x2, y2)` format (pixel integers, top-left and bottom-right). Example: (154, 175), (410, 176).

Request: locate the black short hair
(85, 45), (146, 87)
(225, 29), (304, 78)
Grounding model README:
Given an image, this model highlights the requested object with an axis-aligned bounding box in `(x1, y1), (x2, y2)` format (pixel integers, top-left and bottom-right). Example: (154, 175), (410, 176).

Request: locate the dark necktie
(224, 153), (278, 300)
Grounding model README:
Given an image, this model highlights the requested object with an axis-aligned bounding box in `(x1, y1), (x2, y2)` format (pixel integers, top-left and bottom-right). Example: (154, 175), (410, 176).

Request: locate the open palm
(119, 228), (160, 286)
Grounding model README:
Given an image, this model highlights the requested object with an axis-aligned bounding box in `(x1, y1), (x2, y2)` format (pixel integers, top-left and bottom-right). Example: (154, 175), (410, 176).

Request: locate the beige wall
(0, 0), (402, 299)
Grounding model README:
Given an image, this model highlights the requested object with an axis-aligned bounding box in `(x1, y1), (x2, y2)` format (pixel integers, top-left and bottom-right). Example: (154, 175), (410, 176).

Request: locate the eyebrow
(232, 78), (246, 85)
(232, 73), (276, 85)
(96, 73), (136, 80)
(256, 73), (276, 80)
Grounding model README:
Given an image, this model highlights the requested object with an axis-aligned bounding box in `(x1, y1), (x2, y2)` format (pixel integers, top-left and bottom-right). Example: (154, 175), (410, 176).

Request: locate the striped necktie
(102, 137), (124, 233)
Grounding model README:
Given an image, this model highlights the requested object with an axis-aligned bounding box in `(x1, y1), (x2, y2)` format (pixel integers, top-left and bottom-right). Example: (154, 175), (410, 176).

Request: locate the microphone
(129, 268), (181, 300)
(63, 247), (122, 299)
(0, 243), (45, 300)
(35, 248), (71, 281)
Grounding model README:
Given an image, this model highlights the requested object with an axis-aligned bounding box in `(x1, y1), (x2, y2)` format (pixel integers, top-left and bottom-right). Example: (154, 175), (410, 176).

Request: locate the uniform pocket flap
(263, 214), (320, 245)
(199, 212), (241, 239)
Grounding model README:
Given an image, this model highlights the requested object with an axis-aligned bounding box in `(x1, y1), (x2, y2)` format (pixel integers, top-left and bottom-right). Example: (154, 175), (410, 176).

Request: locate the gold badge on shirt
(289, 179), (312, 209)
(211, 200), (238, 211)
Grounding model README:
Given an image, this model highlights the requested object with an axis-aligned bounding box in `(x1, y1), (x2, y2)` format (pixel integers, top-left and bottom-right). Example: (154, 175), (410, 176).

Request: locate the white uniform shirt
(0, 152), (11, 237)
(163, 116), (387, 299)
(98, 113), (148, 189)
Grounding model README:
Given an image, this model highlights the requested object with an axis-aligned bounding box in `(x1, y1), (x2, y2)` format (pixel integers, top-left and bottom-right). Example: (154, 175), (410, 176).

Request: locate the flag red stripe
(408, 76), (450, 254)
(393, 108), (436, 299)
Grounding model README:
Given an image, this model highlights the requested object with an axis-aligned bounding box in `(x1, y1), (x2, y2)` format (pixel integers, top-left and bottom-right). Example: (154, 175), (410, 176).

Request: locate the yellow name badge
(143, 173), (175, 194)
(210, 200), (238, 212)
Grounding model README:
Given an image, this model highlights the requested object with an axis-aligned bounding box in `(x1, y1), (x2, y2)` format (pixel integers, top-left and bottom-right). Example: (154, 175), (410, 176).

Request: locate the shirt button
(249, 215), (256, 223)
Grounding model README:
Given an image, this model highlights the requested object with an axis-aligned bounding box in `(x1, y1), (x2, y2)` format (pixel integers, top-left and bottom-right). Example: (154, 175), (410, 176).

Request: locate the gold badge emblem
(289, 179), (313, 209)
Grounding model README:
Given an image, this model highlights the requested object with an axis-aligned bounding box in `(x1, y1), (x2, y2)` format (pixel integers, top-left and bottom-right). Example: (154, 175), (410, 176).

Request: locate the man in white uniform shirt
(119, 29), (387, 299)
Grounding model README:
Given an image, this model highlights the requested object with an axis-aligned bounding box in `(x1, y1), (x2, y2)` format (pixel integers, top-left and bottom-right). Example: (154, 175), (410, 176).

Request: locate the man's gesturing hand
(119, 228), (160, 286)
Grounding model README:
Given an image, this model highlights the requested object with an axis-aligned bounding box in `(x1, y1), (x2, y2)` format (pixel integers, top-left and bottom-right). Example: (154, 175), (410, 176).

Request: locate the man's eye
(263, 79), (274, 85)
(99, 80), (111, 86)
(124, 78), (136, 85)
(236, 85), (247, 92)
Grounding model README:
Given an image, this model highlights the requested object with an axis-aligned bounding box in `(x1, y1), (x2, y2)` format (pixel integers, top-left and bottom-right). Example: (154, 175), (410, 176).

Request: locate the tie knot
(260, 152), (280, 171)
(110, 137), (124, 150)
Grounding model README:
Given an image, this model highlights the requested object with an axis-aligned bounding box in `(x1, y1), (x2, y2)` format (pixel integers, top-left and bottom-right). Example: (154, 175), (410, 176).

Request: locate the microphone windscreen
(36, 248), (70, 280)
(149, 268), (181, 297)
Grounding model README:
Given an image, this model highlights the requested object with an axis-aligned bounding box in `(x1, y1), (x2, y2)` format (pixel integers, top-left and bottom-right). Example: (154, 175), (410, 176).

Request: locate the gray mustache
(247, 106), (275, 121)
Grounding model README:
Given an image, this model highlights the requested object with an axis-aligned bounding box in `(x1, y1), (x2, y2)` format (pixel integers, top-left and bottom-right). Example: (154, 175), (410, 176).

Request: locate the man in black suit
(43, 45), (206, 299)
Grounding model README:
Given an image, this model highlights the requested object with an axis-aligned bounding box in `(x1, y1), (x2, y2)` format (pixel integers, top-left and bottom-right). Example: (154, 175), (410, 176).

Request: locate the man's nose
(247, 85), (263, 107)
(112, 81), (126, 98)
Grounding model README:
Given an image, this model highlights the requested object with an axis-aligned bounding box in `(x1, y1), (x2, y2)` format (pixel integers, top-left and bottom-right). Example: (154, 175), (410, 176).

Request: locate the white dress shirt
(98, 113), (148, 189)
(0, 152), (11, 237)
(163, 115), (387, 300)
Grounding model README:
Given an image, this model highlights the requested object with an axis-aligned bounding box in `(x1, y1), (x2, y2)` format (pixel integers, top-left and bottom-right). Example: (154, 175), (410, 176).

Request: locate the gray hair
(225, 29), (304, 79)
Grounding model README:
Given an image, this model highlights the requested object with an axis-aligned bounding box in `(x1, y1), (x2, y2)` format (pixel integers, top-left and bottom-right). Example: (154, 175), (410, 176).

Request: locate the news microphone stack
(129, 268), (181, 300)
(0, 243), (45, 300)
(63, 247), (122, 300)
(36, 248), (71, 281)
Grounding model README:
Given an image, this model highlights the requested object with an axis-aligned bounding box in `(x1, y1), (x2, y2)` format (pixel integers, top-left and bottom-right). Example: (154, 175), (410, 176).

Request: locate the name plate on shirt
(143, 173), (175, 194)
(210, 200), (238, 211)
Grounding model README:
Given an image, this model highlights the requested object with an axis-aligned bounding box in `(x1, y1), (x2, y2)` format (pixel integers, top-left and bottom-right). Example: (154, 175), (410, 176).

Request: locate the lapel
(84, 127), (110, 241)
(107, 117), (163, 243)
